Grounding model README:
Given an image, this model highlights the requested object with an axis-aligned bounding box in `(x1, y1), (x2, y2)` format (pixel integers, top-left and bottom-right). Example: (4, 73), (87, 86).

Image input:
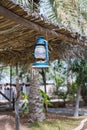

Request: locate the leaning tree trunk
(29, 68), (46, 122)
(74, 85), (81, 117)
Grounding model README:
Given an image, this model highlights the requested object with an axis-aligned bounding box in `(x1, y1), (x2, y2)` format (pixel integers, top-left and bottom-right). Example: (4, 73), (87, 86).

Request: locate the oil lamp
(32, 37), (49, 68)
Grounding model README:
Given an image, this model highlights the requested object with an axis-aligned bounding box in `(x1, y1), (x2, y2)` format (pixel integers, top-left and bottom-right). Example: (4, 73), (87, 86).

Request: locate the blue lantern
(32, 37), (49, 68)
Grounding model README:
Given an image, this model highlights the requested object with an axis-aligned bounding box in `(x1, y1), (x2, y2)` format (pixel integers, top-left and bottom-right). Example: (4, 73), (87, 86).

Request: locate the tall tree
(29, 67), (45, 122)
(70, 59), (87, 117)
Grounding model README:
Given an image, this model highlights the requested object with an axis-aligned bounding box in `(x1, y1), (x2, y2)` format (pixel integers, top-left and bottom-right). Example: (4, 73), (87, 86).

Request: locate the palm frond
(12, 0), (39, 12)
(53, 0), (87, 36)
(39, 0), (57, 23)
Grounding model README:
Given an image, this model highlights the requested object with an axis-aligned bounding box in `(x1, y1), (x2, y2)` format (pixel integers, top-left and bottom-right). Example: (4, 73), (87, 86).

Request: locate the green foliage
(21, 92), (29, 113)
(14, 0), (39, 12)
(68, 82), (78, 100)
(40, 89), (52, 107)
(19, 65), (30, 82)
(56, 77), (67, 101)
(21, 90), (52, 113)
(68, 59), (87, 101)
(39, 0), (57, 23)
(58, 92), (67, 100)
(22, 92), (28, 99)
(52, 0), (87, 36)
(70, 59), (87, 85)
(79, 0), (87, 20)
(13, 0), (87, 36)
(55, 76), (64, 88)
(71, 82), (78, 94)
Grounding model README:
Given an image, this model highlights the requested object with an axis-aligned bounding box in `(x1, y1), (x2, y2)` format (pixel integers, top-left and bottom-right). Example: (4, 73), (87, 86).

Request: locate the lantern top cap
(36, 36), (46, 45)
(37, 36), (44, 39)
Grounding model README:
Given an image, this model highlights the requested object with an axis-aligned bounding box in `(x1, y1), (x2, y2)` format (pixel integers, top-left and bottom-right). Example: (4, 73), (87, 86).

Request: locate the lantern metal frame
(32, 37), (49, 68)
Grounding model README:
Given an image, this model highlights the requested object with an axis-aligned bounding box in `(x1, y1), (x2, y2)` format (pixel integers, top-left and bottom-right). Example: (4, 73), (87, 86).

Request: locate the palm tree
(13, 0), (87, 35)
(29, 67), (45, 122)
(69, 59), (87, 117)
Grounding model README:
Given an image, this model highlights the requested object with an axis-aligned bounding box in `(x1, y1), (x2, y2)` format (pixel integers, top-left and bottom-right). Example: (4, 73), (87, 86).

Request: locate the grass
(27, 118), (82, 130)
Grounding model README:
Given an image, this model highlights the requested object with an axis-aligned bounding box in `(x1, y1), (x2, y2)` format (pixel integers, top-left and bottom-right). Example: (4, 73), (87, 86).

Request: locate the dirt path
(0, 114), (29, 130)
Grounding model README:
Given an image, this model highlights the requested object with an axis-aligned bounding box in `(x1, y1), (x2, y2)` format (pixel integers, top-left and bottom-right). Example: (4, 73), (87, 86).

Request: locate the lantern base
(32, 62), (49, 68)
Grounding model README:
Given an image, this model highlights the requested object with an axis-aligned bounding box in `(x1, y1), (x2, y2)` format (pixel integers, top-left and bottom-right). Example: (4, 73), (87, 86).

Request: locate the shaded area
(0, 0), (86, 65)
(0, 113), (29, 130)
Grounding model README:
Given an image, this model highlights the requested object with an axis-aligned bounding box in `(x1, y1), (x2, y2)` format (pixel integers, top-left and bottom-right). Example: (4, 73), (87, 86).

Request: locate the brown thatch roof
(0, 0), (87, 65)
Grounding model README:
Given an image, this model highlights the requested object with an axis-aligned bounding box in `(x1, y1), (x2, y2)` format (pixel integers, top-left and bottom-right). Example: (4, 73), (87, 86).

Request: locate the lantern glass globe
(34, 45), (46, 59)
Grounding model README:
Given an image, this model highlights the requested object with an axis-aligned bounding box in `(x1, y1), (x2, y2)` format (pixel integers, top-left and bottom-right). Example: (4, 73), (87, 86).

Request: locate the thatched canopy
(0, 0), (87, 65)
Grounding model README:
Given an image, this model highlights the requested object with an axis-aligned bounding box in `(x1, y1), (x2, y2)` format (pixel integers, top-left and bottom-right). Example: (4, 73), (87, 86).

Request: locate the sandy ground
(0, 112), (87, 130)
(0, 113), (29, 130)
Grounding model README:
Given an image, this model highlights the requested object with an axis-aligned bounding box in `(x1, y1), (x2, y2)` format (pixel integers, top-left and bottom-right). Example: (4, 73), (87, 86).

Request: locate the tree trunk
(10, 65), (12, 101)
(15, 64), (20, 130)
(74, 85), (81, 117)
(29, 68), (45, 122)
